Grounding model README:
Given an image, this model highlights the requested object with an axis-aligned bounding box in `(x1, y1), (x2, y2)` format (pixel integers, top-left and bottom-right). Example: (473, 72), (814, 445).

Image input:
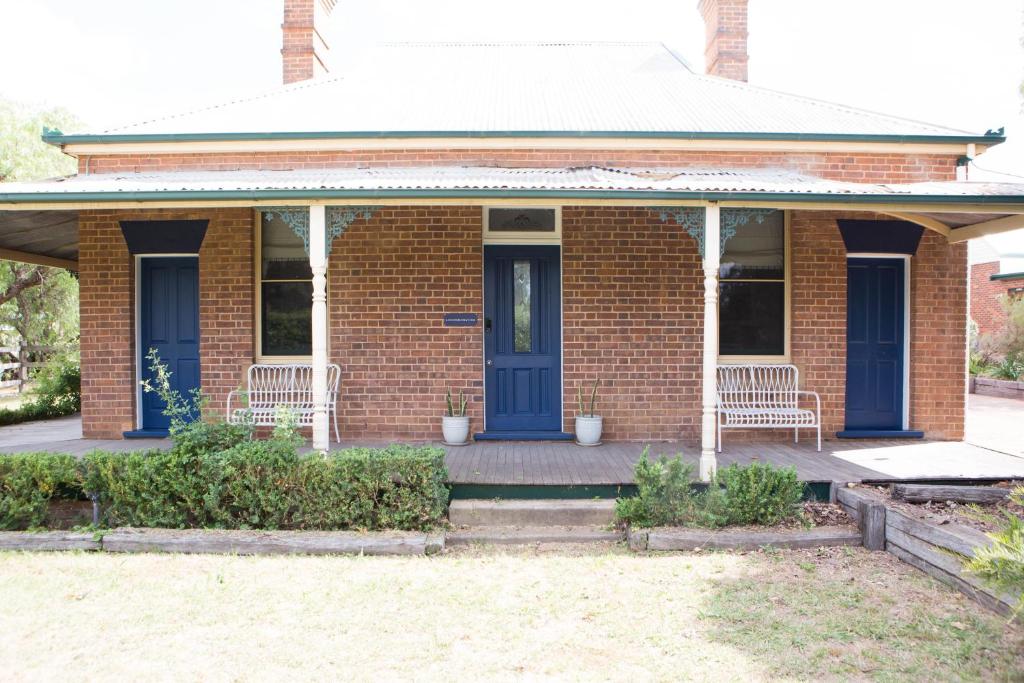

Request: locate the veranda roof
(2, 166), (1024, 269)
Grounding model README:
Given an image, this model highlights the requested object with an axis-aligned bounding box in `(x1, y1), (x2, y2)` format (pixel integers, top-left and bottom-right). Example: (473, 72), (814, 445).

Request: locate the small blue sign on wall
(444, 313), (478, 327)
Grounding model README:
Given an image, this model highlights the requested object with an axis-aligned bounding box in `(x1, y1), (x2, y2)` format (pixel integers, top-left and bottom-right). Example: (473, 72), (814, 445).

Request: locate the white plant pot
(441, 415), (471, 445)
(575, 415), (603, 446)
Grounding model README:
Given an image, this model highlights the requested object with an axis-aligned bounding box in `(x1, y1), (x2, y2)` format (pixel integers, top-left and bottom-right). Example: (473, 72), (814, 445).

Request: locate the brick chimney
(697, 0), (749, 81)
(281, 0), (337, 84)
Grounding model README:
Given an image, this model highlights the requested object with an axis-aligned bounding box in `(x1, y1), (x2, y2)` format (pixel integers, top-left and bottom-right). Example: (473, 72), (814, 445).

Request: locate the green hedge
(0, 440), (448, 532)
(0, 453), (81, 530)
(81, 442), (448, 531)
(614, 451), (805, 528)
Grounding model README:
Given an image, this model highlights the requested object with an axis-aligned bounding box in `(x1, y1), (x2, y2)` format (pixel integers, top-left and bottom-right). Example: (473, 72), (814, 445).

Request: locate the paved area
(965, 393), (1024, 458)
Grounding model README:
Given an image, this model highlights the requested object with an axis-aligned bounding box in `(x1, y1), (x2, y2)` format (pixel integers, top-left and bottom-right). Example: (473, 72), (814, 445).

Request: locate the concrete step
(447, 526), (624, 546)
(449, 499), (616, 527)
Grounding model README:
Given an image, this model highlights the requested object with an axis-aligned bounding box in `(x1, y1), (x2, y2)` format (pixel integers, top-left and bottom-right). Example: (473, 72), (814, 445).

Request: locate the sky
(1, 0), (1022, 250)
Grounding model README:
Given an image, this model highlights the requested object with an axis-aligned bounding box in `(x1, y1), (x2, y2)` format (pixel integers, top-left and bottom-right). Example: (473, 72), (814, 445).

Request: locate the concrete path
(966, 393), (1024, 458)
(0, 414), (83, 450)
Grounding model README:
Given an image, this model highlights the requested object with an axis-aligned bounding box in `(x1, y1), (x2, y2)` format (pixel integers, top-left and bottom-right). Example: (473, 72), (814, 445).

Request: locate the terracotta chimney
(281, 0), (337, 84)
(697, 0), (749, 81)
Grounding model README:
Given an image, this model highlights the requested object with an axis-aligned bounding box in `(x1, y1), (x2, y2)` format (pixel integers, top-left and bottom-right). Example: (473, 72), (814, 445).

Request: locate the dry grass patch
(0, 545), (1020, 681)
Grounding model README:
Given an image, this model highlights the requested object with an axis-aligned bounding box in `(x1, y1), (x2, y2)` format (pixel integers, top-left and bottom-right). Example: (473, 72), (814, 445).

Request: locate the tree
(0, 99), (81, 365)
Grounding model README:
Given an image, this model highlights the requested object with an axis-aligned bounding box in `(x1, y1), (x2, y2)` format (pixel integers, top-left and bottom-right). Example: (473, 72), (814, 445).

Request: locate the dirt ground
(0, 544), (1020, 681)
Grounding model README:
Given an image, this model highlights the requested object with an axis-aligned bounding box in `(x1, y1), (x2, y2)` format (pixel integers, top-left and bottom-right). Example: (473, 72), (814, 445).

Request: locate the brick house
(969, 237), (1024, 338)
(2, 0), (1024, 479)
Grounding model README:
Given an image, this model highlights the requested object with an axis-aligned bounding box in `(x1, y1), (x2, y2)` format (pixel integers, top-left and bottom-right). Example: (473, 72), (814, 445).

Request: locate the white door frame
(846, 253), (911, 431)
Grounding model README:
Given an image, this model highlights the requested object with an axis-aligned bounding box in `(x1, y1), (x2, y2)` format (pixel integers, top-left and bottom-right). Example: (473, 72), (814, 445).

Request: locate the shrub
(0, 452), (80, 530)
(82, 440), (449, 532)
(32, 353), (81, 414)
(0, 354), (82, 427)
(965, 487), (1024, 621)
(717, 462), (804, 526)
(615, 454), (804, 528)
(614, 450), (728, 529)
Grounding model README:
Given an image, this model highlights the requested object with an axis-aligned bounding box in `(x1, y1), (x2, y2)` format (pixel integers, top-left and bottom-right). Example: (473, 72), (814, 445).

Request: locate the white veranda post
(309, 205), (330, 451)
(700, 204), (721, 481)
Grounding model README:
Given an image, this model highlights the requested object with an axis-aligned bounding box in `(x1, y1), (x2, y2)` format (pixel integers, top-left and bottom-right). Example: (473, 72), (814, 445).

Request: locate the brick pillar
(697, 0), (749, 82)
(281, 0), (336, 84)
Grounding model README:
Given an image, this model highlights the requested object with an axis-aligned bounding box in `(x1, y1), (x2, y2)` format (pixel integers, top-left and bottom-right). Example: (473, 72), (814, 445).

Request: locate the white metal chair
(716, 364), (821, 452)
(227, 364), (342, 442)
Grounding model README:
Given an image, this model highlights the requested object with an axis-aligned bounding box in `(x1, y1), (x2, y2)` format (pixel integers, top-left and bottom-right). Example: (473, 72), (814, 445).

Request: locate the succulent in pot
(575, 379), (602, 446)
(442, 388), (470, 445)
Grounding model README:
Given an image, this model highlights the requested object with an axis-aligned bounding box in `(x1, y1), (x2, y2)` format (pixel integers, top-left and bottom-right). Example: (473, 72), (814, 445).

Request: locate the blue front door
(484, 245), (562, 433)
(139, 257), (200, 432)
(845, 258), (905, 431)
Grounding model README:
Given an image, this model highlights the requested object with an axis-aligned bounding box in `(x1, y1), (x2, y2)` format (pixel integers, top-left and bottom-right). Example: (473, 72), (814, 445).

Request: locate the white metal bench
(227, 364), (342, 442)
(716, 364), (821, 452)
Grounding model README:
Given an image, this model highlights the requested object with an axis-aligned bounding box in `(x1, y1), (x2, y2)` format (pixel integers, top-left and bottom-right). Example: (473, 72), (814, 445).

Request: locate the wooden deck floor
(441, 440), (889, 485)
(3, 433), (1020, 486)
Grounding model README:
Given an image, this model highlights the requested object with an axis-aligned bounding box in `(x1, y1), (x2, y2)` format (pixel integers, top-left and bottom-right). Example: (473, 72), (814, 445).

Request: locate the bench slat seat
(716, 364), (821, 452)
(227, 364), (342, 442)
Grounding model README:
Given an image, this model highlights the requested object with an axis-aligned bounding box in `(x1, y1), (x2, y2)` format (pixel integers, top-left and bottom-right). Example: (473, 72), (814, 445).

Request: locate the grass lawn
(0, 544), (1021, 681)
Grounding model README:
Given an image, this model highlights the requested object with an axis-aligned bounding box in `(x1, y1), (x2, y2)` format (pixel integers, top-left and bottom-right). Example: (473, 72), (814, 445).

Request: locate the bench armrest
(226, 389), (248, 415)
(797, 390), (821, 416)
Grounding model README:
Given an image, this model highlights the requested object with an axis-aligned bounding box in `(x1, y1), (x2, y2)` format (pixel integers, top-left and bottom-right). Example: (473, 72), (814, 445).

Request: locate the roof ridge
(692, 72), (981, 137)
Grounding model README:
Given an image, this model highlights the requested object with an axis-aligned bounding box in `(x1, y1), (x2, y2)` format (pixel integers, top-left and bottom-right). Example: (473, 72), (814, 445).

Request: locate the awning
(2, 166), (1024, 269)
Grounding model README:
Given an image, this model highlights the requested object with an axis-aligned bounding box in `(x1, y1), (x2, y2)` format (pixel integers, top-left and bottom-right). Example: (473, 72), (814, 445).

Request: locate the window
(719, 210), (787, 357)
(483, 206), (561, 244)
(259, 213), (312, 357)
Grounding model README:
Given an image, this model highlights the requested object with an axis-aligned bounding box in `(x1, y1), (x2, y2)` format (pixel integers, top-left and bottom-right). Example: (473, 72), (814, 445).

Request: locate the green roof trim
(3, 187), (1024, 207)
(41, 129), (1006, 146)
(990, 271), (1024, 281)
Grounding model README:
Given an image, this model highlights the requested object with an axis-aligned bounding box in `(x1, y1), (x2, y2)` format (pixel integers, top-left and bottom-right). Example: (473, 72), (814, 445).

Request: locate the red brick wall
(77, 149), (958, 183)
(79, 208), (254, 438)
(699, 0), (749, 81)
(327, 207), (483, 439)
(561, 207), (702, 441)
(911, 232), (967, 439)
(789, 211), (849, 437)
(970, 261), (1008, 337)
(78, 205), (967, 443)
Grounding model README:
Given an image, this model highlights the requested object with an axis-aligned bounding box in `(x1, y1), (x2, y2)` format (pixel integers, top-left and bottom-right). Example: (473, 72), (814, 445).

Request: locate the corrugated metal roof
(63, 43), (986, 141)
(3, 167), (1023, 200)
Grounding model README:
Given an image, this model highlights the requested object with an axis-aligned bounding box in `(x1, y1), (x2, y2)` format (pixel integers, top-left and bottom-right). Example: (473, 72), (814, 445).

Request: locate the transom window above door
(484, 207), (561, 244)
(259, 213), (313, 358)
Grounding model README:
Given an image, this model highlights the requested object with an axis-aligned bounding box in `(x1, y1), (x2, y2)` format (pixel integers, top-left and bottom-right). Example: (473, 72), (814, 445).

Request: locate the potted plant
(575, 379), (602, 446)
(442, 388), (470, 445)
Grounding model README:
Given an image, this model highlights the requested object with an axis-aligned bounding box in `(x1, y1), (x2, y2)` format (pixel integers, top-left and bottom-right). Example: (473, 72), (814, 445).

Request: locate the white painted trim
(255, 209), (318, 362)
(483, 205), (562, 244)
(62, 137), (980, 156)
(134, 253), (200, 431)
(846, 254), (912, 431)
(718, 209), (790, 362)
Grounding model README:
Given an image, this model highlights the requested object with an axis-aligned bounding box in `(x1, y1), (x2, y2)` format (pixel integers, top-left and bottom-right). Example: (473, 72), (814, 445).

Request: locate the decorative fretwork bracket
(656, 207), (777, 257)
(261, 206), (378, 257)
(657, 207), (706, 255)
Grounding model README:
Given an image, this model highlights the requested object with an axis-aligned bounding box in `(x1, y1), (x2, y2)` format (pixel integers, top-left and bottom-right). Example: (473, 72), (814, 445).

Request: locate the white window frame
(718, 209), (791, 364)
(483, 206), (562, 245)
(255, 210), (319, 363)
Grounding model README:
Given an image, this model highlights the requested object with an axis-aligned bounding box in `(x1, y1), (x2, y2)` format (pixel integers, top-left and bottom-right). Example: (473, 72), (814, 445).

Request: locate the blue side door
(484, 245), (562, 433)
(139, 257), (200, 432)
(845, 258), (905, 431)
